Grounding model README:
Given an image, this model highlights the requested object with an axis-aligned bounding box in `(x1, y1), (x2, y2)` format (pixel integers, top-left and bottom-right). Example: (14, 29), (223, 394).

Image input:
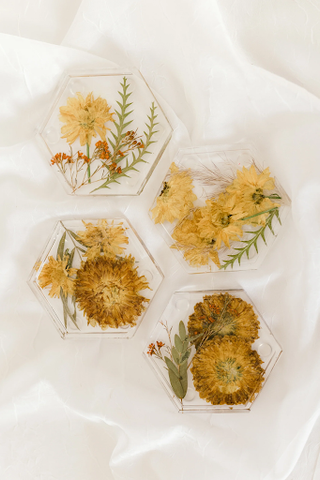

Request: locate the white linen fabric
(0, 1), (320, 478)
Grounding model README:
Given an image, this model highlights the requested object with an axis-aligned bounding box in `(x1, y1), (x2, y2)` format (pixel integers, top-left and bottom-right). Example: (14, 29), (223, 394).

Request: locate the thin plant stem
(86, 143), (91, 183)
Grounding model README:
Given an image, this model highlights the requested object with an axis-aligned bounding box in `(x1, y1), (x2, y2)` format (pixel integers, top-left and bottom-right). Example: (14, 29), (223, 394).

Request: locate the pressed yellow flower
(76, 220), (129, 260)
(171, 210), (220, 268)
(188, 293), (259, 350)
(226, 165), (280, 225)
(38, 255), (77, 298)
(59, 92), (114, 146)
(191, 336), (264, 405)
(75, 255), (150, 329)
(151, 163), (197, 223)
(197, 194), (244, 249)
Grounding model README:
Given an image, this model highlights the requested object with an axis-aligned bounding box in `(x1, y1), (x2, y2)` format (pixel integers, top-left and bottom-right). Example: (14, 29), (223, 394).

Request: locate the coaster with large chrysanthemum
(145, 289), (282, 412)
(34, 218), (158, 336)
(188, 293), (260, 350)
(191, 336), (264, 405)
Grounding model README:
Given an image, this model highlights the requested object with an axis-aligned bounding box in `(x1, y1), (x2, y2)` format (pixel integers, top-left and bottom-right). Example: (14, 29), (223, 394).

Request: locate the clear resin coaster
(37, 68), (172, 195)
(149, 144), (291, 273)
(29, 218), (163, 339)
(143, 289), (282, 413)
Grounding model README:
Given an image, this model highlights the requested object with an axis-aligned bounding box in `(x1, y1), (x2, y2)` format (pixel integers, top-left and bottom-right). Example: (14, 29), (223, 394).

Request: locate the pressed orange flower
(151, 163), (197, 223)
(38, 255), (77, 298)
(59, 92), (114, 146)
(76, 220), (128, 260)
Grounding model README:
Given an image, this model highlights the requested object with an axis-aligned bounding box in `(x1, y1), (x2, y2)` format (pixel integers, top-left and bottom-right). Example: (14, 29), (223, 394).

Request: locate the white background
(1, 0), (320, 479)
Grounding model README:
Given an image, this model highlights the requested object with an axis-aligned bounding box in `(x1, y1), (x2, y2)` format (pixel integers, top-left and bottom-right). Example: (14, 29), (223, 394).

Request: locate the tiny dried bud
(147, 343), (156, 355)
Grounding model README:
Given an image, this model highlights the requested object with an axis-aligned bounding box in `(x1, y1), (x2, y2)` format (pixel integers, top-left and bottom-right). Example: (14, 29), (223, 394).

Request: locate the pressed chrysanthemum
(76, 220), (129, 260)
(188, 293), (259, 349)
(151, 163), (197, 223)
(171, 210), (220, 268)
(197, 194), (244, 249)
(226, 165), (280, 225)
(59, 92), (114, 146)
(38, 255), (77, 298)
(191, 336), (264, 405)
(75, 255), (150, 329)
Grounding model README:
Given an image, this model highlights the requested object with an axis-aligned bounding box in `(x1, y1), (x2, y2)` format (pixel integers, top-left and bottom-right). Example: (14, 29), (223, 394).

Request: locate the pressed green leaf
(61, 288), (67, 328)
(220, 208), (279, 270)
(172, 346), (180, 364)
(181, 350), (190, 362)
(164, 356), (180, 378)
(179, 366), (188, 395)
(57, 231), (66, 261)
(275, 208), (282, 225)
(174, 334), (183, 352)
(179, 321), (186, 341)
(68, 230), (88, 248)
(168, 370), (184, 399)
(67, 248), (75, 269)
(180, 358), (188, 370)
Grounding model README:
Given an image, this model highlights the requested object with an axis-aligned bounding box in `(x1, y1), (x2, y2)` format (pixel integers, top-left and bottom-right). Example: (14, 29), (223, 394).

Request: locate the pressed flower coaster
(28, 218), (163, 339)
(143, 289), (282, 413)
(149, 144), (291, 273)
(37, 69), (172, 196)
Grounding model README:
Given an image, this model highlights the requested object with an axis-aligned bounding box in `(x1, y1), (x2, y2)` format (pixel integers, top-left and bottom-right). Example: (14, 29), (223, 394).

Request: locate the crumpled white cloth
(1, 1), (320, 479)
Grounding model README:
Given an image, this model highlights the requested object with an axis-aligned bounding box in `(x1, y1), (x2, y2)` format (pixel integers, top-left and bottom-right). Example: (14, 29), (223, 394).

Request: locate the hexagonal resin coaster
(38, 69), (172, 195)
(143, 290), (282, 413)
(28, 218), (163, 339)
(149, 144), (291, 273)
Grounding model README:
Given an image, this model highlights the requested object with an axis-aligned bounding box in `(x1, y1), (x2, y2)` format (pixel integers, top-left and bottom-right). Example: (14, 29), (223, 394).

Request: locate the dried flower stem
(86, 143), (91, 183)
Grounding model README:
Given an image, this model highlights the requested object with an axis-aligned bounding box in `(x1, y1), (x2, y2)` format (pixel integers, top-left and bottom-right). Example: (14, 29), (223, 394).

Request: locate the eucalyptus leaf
(180, 371), (188, 395)
(181, 340), (188, 354)
(168, 369), (185, 399)
(164, 356), (180, 378)
(179, 321), (186, 341)
(181, 350), (190, 362)
(171, 346), (180, 364)
(174, 334), (183, 352)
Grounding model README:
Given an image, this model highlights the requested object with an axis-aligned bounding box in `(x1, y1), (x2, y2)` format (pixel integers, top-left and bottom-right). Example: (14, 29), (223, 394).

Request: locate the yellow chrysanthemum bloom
(191, 336), (264, 405)
(188, 293), (259, 350)
(197, 194), (245, 249)
(171, 210), (220, 268)
(76, 220), (128, 260)
(226, 165), (280, 225)
(75, 255), (150, 329)
(38, 256), (77, 298)
(151, 163), (197, 223)
(59, 92), (115, 146)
